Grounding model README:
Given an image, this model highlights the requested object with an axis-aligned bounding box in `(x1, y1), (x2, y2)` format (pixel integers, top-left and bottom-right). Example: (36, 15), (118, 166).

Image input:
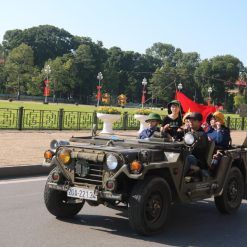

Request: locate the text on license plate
(67, 187), (97, 201)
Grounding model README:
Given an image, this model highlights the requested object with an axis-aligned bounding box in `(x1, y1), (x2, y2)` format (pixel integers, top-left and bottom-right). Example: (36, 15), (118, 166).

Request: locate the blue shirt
(206, 126), (230, 148)
(138, 127), (160, 139)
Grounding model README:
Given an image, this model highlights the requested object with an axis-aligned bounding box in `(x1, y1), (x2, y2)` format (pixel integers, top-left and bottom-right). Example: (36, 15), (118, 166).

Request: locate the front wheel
(44, 170), (85, 218)
(214, 167), (244, 214)
(128, 176), (172, 235)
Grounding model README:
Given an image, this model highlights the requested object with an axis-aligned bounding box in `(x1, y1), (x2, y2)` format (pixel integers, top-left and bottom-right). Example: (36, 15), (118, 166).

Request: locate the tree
(234, 94), (245, 109)
(146, 43), (175, 65)
(194, 55), (243, 106)
(3, 25), (76, 67)
(4, 43), (34, 97)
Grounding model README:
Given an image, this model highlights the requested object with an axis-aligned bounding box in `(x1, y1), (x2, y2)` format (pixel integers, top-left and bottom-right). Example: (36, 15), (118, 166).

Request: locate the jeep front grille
(74, 161), (103, 185)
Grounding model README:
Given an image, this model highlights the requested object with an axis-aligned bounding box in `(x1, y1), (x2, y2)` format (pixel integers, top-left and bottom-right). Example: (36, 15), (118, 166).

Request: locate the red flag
(175, 91), (217, 123)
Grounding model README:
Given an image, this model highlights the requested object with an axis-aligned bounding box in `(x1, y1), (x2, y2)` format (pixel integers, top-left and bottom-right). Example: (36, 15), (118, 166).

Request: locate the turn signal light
(106, 180), (116, 191)
(51, 171), (60, 182)
(130, 160), (142, 173)
(58, 149), (71, 165)
(44, 150), (53, 160)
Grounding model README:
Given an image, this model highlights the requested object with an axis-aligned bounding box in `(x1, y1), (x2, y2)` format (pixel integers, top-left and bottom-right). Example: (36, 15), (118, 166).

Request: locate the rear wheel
(128, 176), (171, 235)
(44, 169), (84, 218)
(214, 167), (244, 214)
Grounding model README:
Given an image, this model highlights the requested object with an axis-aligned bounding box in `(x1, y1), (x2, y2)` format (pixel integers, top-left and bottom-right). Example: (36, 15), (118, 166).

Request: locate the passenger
(202, 113), (213, 132)
(206, 112), (231, 173)
(161, 100), (184, 141)
(181, 112), (191, 133)
(184, 112), (210, 177)
(138, 113), (162, 139)
(206, 111), (231, 149)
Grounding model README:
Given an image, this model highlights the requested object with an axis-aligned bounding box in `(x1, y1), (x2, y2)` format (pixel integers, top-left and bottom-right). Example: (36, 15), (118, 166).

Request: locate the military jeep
(43, 131), (247, 235)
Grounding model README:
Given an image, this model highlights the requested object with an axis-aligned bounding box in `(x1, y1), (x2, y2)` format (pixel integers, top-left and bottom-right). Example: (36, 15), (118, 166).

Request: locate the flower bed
(134, 108), (151, 115)
(96, 106), (121, 114)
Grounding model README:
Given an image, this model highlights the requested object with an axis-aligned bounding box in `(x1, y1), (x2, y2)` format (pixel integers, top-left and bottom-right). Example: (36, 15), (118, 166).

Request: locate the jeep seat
(206, 141), (216, 167)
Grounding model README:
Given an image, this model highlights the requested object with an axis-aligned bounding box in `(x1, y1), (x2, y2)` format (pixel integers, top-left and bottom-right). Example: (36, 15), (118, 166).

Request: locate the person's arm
(161, 116), (170, 132)
(216, 127), (230, 148)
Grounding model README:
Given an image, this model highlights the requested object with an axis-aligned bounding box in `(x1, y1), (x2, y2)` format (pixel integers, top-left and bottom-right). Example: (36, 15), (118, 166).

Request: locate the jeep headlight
(50, 139), (70, 151)
(184, 132), (195, 146)
(58, 149), (72, 165)
(106, 154), (118, 170)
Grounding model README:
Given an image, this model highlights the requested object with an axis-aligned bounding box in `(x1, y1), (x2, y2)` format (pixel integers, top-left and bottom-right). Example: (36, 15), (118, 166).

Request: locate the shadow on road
(58, 199), (247, 246)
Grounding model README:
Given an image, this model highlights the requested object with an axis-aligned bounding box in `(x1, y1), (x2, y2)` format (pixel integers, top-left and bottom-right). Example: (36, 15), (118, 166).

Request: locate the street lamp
(96, 72), (103, 107)
(177, 83), (183, 92)
(17, 74), (20, 100)
(141, 78), (148, 108)
(207, 86), (213, 105)
(44, 65), (51, 104)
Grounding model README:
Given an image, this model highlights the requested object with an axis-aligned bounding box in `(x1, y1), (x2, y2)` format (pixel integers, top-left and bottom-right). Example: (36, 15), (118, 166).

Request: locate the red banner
(96, 91), (102, 100)
(43, 79), (50, 96)
(175, 91), (217, 123)
(44, 79), (49, 85)
(141, 94), (145, 104)
(44, 87), (50, 96)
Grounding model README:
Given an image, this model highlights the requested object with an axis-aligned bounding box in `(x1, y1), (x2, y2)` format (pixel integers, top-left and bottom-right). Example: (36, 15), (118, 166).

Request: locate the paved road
(1, 177), (247, 247)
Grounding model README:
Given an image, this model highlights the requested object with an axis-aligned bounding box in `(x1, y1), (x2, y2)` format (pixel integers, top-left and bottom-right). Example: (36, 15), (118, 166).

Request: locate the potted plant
(134, 109), (151, 133)
(96, 107), (121, 134)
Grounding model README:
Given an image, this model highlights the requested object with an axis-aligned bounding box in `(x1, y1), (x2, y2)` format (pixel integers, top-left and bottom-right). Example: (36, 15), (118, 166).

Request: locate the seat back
(205, 141), (215, 167)
(242, 135), (247, 148)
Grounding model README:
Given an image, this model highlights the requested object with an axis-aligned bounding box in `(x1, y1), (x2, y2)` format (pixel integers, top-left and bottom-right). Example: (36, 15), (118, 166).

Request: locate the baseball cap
(185, 112), (203, 121)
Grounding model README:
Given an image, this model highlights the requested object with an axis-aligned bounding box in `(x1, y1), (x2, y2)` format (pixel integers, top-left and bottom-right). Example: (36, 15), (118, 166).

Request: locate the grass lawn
(0, 100), (167, 114)
(0, 99), (239, 119)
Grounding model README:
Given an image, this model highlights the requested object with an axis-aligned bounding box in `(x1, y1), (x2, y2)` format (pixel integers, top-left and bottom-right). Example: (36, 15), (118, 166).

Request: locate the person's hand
(216, 121), (221, 130)
(177, 127), (183, 132)
(163, 124), (170, 131)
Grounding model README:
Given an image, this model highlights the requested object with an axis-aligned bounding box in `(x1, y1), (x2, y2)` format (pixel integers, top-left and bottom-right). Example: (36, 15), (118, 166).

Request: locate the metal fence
(0, 107), (247, 130)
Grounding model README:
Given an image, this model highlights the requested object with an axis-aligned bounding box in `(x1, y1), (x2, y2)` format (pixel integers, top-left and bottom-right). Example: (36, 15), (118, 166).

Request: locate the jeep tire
(214, 167), (244, 214)
(128, 176), (171, 235)
(44, 169), (84, 218)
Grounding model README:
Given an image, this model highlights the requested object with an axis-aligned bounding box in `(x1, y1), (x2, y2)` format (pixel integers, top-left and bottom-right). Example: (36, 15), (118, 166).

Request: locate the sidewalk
(0, 130), (137, 167)
(0, 130), (246, 178)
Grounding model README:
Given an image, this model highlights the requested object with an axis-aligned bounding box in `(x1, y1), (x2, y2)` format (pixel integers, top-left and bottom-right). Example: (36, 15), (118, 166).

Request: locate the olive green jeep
(43, 131), (247, 235)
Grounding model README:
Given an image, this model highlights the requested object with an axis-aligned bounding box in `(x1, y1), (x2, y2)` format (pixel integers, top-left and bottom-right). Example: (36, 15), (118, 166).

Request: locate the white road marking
(0, 176), (47, 185)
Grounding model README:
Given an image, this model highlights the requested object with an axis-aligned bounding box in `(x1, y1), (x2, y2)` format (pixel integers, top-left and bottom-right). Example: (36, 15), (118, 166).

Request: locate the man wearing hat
(138, 113), (162, 139)
(184, 112), (209, 176)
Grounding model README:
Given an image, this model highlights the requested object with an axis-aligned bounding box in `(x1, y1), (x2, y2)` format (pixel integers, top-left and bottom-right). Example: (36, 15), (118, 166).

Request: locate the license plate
(67, 187), (97, 201)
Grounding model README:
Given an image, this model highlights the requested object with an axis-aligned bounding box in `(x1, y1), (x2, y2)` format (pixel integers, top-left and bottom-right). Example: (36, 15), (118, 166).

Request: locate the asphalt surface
(0, 130), (246, 178)
(1, 177), (247, 247)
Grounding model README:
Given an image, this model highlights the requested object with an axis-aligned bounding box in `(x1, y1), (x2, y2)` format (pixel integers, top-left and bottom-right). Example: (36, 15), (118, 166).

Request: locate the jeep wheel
(214, 167), (244, 214)
(128, 176), (171, 235)
(44, 170), (84, 218)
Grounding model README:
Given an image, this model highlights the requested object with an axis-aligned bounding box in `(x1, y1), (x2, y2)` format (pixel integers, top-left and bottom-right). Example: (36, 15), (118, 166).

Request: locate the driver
(160, 100), (184, 141)
(184, 112), (209, 177)
(138, 113), (162, 139)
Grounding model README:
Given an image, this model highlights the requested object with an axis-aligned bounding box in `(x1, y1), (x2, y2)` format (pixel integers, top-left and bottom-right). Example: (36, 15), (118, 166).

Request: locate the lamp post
(141, 78), (148, 108)
(178, 83), (183, 92)
(17, 74), (20, 100)
(96, 72), (103, 107)
(44, 65), (51, 104)
(207, 86), (213, 105)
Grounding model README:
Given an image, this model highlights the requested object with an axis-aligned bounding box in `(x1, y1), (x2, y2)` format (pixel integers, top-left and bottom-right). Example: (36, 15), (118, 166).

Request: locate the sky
(1, 0), (246, 67)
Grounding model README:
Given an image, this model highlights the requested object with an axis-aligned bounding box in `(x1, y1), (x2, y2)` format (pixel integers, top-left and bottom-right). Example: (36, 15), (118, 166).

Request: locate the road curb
(0, 165), (51, 179)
